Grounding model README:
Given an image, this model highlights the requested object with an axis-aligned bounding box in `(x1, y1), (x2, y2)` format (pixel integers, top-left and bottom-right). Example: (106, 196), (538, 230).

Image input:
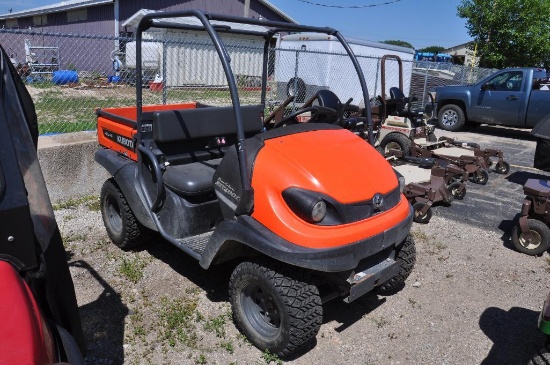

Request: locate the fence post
(162, 39), (167, 105)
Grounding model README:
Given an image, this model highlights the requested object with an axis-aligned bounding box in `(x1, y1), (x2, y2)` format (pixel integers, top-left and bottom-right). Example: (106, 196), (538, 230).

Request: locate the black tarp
(0, 44), (85, 355)
(531, 115), (550, 172)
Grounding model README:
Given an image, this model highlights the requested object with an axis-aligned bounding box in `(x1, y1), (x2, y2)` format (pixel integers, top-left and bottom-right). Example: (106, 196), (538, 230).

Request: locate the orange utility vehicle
(95, 10), (415, 357)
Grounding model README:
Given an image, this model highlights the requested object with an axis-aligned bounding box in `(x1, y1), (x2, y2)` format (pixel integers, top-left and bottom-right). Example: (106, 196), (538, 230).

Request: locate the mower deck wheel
(495, 161), (510, 174)
(471, 168), (489, 185)
(511, 219), (550, 256)
(376, 235), (416, 295)
(412, 202), (432, 224)
(447, 181), (466, 200)
(100, 179), (154, 250)
(229, 259), (322, 357)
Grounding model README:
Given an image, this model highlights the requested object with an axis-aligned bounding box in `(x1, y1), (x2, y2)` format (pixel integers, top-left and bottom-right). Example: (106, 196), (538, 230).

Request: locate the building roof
(0, 0), (112, 20)
(0, 0), (297, 23)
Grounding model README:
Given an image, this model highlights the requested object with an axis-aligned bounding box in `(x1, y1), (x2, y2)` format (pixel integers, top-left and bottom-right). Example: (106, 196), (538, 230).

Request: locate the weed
(53, 195), (99, 210)
(204, 313), (230, 338)
(261, 350), (282, 365)
(65, 233), (88, 242)
(194, 354), (207, 364)
(546, 257), (550, 273)
(219, 341), (234, 354)
(446, 273), (454, 278)
(408, 298), (420, 309)
(119, 256), (149, 284)
(411, 230), (429, 243)
(372, 316), (390, 328)
(158, 297), (200, 348)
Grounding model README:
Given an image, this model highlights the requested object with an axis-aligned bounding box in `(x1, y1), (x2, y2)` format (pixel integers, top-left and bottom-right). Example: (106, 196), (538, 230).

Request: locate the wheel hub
(242, 282), (281, 338)
(442, 110), (458, 127)
(519, 231), (542, 250)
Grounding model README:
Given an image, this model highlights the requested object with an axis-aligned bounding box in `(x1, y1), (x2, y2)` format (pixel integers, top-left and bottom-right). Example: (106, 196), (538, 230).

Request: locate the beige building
(444, 42), (478, 66)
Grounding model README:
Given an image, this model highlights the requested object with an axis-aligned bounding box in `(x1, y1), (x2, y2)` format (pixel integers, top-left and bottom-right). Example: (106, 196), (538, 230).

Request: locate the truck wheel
(438, 104), (466, 131)
(229, 259), (322, 357)
(100, 179), (153, 250)
(380, 133), (412, 156)
(511, 219), (550, 256)
(377, 235), (416, 295)
(447, 182), (466, 200)
(528, 344), (550, 365)
(286, 77), (306, 103)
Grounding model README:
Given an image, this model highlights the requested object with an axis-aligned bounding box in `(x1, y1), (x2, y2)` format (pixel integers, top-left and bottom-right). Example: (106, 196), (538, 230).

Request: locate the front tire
(100, 179), (154, 250)
(447, 182), (466, 200)
(511, 219), (550, 256)
(438, 104), (466, 131)
(412, 202), (432, 224)
(229, 259), (322, 357)
(471, 168), (489, 185)
(377, 235), (416, 295)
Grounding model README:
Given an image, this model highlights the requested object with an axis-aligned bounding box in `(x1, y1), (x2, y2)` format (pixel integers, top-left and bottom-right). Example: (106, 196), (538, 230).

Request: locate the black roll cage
(135, 10), (374, 194)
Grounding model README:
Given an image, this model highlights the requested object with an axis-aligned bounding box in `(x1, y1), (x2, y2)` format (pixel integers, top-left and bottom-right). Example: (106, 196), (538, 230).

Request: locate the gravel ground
(54, 126), (550, 365)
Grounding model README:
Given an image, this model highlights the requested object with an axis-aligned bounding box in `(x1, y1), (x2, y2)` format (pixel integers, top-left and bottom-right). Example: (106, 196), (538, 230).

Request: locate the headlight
(311, 200), (327, 223)
(282, 188), (331, 224)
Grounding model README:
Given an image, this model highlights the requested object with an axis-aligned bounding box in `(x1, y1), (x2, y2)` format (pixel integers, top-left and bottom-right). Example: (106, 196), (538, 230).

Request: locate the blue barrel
(52, 70), (79, 85)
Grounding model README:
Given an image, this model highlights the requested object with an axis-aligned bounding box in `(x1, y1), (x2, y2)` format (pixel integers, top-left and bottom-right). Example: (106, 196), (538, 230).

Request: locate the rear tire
(511, 219), (550, 256)
(377, 235), (416, 295)
(100, 179), (154, 250)
(229, 259), (322, 357)
(380, 133), (412, 156)
(438, 104), (466, 131)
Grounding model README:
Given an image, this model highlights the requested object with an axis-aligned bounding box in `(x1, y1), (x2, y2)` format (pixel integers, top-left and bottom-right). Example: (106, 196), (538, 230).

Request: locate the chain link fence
(0, 28), (498, 135)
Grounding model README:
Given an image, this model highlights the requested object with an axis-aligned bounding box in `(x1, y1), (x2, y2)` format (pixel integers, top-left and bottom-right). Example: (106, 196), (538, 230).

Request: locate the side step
(174, 231), (213, 256)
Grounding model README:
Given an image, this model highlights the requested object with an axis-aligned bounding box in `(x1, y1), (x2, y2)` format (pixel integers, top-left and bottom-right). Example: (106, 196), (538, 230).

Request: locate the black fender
(199, 209), (413, 272)
(94, 149), (156, 231)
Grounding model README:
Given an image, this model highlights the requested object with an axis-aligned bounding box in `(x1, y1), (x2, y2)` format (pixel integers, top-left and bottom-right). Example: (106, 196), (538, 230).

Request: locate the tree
(380, 40), (414, 49)
(457, 0), (550, 69)
(417, 46), (446, 54)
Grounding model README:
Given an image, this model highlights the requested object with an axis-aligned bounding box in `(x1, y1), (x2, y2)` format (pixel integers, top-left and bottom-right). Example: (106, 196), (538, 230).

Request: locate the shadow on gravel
(498, 217), (518, 252)
(144, 239), (234, 302)
(479, 306), (545, 365)
(70, 259), (128, 365)
(323, 293), (386, 332)
(506, 171), (550, 187)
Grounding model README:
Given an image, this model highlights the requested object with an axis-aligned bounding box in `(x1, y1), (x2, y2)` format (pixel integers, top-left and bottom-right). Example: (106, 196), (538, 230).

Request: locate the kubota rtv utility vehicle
(95, 10), (415, 356)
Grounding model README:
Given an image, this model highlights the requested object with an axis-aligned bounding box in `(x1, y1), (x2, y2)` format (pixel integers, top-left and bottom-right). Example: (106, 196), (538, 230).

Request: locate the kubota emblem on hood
(372, 193), (384, 209)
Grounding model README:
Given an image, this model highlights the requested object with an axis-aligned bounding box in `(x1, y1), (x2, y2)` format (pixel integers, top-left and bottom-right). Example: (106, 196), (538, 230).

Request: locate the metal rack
(24, 39), (60, 76)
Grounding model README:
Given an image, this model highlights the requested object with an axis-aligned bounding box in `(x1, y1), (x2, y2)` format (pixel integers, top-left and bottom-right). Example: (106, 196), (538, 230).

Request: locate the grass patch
(261, 350), (282, 365)
(204, 312), (231, 338)
(63, 233), (88, 243)
(119, 256), (149, 284)
(53, 195), (100, 210)
(159, 297), (200, 348)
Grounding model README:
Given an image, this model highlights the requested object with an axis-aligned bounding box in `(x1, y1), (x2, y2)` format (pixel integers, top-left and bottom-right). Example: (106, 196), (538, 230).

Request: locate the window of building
(5, 19), (18, 28)
(67, 8), (87, 22)
(33, 14), (47, 26)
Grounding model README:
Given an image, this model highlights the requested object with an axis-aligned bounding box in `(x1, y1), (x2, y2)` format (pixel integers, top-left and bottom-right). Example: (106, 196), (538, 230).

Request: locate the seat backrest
(152, 105), (263, 164)
(389, 87), (406, 100)
(316, 89), (340, 110)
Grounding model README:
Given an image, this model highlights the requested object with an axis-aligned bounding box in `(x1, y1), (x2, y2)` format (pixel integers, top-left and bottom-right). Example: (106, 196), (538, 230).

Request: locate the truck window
(486, 71), (523, 92)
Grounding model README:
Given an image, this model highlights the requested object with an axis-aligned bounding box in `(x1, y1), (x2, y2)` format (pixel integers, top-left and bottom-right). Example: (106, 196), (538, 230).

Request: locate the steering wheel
(272, 105), (337, 129)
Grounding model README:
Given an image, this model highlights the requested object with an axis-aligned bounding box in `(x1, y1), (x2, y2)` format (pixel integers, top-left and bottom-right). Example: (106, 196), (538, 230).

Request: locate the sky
(1, 0), (472, 50)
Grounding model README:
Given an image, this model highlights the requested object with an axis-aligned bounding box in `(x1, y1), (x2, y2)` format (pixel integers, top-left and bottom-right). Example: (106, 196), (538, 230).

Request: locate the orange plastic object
(251, 129), (410, 249)
(0, 261), (56, 365)
(97, 102), (197, 161)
